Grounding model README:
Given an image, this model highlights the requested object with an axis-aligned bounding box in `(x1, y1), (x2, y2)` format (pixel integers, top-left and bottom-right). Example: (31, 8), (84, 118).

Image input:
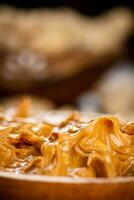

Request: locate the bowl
(0, 172), (134, 200)
(0, 111), (134, 200)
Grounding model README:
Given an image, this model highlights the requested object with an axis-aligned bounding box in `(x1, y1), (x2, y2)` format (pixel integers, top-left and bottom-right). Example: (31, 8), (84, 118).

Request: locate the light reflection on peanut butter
(0, 98), (134, 178)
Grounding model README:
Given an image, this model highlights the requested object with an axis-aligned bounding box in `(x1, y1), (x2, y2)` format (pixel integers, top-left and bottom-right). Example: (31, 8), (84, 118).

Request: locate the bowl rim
(0, 111), (133, 185)
(0, 171), (134, 184)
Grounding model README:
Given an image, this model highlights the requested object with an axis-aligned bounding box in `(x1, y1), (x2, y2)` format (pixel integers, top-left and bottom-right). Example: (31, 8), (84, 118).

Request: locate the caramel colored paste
(0, 98), (134, 178)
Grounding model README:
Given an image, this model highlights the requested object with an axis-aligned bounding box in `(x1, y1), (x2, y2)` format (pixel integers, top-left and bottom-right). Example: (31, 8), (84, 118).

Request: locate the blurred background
(0, 0), (133, 116)
(0, 0), (134, 14)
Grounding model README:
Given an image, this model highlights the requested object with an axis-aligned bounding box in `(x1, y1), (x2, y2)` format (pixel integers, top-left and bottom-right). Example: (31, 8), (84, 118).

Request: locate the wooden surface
(0, 172), (134, 200)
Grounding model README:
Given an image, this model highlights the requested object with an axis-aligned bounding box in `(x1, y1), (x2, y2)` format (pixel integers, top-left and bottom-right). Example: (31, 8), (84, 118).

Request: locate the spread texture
(0, 98), (134, 178)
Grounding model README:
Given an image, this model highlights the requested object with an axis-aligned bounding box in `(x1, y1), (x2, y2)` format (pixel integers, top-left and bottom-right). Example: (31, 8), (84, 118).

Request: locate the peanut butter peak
(0, 98), (134, 178)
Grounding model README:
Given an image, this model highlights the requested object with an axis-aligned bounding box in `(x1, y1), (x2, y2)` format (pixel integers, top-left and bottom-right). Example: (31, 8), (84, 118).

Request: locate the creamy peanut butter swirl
(0, 98), (134, 178)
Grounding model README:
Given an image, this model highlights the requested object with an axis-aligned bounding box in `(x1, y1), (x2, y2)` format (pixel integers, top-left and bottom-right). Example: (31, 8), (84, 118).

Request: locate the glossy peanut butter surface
(0, 98), (134, 178)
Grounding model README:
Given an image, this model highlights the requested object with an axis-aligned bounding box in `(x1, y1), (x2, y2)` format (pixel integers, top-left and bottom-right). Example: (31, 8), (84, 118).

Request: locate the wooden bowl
(0, 111), (134, 200)
(0, 172), (134, 200)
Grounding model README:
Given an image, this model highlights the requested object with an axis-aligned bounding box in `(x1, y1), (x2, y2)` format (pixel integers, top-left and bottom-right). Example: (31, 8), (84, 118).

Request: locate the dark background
(0, 0), (134, 15)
